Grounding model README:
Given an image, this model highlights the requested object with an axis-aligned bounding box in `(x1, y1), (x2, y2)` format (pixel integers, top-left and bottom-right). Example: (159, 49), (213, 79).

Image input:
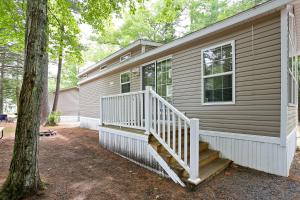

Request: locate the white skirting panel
(60, 115), (79, 123)
(286, 128), (297, 174)
(80, 117), (99, 130)
(99, 127), (166, 175)
(199, 129), (297, 177)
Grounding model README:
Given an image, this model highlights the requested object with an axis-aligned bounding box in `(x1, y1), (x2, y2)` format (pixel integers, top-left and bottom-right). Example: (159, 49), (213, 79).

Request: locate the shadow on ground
(0, 124), (300, 200)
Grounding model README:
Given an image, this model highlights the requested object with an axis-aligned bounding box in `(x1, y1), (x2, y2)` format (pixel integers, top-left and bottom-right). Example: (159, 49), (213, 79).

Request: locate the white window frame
(201, 40), (236, 106)
(288, 12), (298, 107)
(120, 52), (131, 62)
(120, 71), (131, 93)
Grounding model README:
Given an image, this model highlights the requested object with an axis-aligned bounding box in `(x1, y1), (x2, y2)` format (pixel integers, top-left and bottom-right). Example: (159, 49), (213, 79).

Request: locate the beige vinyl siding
(79, 46), (143, 80)
(79, 68), (140, 118)
(172, 13), (281, 137)
(294, 3), (300, 54)
(287, 106), (297, 134)
(49, 88), (79, 116)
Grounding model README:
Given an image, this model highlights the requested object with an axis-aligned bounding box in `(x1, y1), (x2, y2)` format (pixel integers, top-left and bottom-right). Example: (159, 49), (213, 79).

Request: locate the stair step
(199, 159), (232, 182)
(199, 150), (219, 168)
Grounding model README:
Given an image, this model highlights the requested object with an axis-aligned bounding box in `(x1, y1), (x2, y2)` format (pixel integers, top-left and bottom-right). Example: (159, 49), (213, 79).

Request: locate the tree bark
(0, 61), (4, 114)
(52, 28), (64, 112)
(0, 0), (48, 199)
(40, 53), (49, 124)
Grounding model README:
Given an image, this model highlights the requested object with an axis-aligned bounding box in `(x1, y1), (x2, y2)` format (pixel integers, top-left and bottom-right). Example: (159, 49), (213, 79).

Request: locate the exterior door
(142, 59), (173, 103)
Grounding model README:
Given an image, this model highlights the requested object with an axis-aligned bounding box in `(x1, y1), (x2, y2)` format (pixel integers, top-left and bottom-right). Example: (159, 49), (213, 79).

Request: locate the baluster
(167, 108), (171, 147)
(162, 104), (166, 141)
(136, 94), (140, 128)
(127, 95), (130, 126)
(184, 121), (188, 164)
(157, 100), (161, 137)
(178, 118), (182, 159)
(153, 97), (157, 133)
(134, 95), (136, 127)
(107, 97), (111, 123)
(140, 93), (144, 128)
(172, 112), (176, 151)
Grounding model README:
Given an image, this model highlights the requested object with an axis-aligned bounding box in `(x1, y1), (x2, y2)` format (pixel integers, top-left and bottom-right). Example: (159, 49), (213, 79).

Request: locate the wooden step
(199, 150), (219, 168)
(149, 134), (231, 187)
(199, 159), (232, 181)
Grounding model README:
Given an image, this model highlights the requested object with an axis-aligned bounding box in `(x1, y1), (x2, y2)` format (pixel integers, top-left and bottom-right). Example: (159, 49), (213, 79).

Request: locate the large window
(288, 12), (298, 106)
(201, 41), (235, 105)
(120, 72), (130, 93)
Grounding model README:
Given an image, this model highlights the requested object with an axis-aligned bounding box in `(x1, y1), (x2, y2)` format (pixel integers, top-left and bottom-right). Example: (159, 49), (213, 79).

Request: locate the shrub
(47, 111), (61, 126)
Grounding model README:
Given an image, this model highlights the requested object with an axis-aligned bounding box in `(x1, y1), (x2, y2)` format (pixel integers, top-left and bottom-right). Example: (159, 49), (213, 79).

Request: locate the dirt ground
(1, 123), (300, 200)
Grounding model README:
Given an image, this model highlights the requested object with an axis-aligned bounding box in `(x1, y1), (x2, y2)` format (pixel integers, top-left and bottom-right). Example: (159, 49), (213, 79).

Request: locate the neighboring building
(48, 87), (79, 122)
(77, 0), (299, 187)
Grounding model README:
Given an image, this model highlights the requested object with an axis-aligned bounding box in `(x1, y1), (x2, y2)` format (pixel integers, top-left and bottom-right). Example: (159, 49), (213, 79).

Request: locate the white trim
(120, 52), (131, 62)
(156, 55), (173, 63)
(120, 71), (131, 93)
(280, 6), (289, 146)
(80, 117), (100, 130)
(60, 115), (79, 123)
(78, 40), (162, 76)
(78, 0), (293, 85)
(99, 126), (147, 141)
(201, 40), (236, 105)
(200, 130), (281, 144)
(148, 145), (186, 187)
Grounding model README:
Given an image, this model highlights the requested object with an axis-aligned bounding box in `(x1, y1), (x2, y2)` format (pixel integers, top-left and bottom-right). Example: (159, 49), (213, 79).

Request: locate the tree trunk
(0, 62), (4, 114)
(52, 29), (63, 112)
(40, 53), (49, 125)
(0, 0), (48, 199)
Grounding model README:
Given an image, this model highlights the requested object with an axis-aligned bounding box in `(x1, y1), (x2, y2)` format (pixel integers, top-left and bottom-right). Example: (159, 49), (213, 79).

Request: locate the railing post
(99, 96), (103, 126)
(145, 86), (151, 135)
(188, 118), (201, 184)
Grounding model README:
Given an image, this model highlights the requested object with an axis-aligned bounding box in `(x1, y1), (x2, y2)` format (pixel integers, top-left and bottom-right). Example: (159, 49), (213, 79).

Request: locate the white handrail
(149, 90), (190, 124)
(100, 87), (200, 183)
(146, 87), (200, 183)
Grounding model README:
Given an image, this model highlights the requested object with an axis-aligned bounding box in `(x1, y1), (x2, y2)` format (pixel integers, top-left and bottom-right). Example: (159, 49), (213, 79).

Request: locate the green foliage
(96, 0), (185, 47)
(0, 0), (26, 52)
(48, 0), (83, 64)
(188, 0), (268, 32)
(47, 111), (61, 126)
(78, 0), (141, 32)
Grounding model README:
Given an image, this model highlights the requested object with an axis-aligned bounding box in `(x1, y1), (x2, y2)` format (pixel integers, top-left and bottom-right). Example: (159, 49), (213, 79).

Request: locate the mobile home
(77, 0), (300, 187)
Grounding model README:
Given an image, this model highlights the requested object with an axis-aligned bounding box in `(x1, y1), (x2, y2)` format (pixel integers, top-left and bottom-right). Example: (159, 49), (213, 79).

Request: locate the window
(120, 53), (131, 62)
(201, 41), (235, 105)
(120, 72), (130, 93)
(288, 12), (298, 106)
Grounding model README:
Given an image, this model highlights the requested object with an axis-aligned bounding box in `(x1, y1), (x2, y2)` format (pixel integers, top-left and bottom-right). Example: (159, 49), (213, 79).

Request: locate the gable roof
(78, 39), (162, 76)
(79, 0), (294, 85)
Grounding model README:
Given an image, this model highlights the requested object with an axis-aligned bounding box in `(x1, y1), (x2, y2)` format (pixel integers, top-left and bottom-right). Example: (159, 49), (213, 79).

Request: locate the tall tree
(0, 0), (48, 199)
(48, 0), (82, 112)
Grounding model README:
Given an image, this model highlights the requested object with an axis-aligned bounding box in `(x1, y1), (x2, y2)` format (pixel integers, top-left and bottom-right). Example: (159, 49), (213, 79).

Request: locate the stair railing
(145, 86), (200, 184)
(100, 91), (146, 130)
